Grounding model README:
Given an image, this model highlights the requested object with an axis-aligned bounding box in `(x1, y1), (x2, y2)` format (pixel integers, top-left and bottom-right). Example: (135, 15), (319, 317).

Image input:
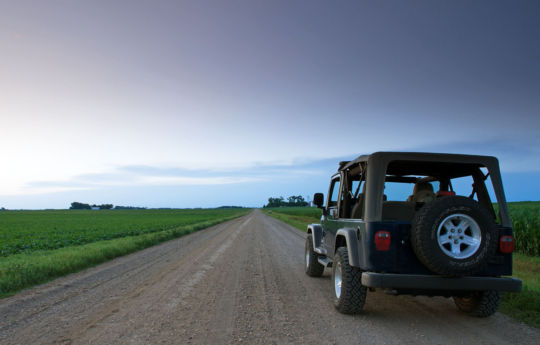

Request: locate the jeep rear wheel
(453, 290), (502, 317)
(411, 196), (497, 276)
(332, 247), (366, 314)
(305, 234), (324, 277)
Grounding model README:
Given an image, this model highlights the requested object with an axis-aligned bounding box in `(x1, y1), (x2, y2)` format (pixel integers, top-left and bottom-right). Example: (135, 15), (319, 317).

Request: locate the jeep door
(322, 174), (341, 257)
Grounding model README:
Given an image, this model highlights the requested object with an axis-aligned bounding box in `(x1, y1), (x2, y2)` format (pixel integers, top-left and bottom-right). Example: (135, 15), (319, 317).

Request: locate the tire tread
(453, 290), (502, 317)
(305, 234), (325, 277)
(333, 247), (366, 314)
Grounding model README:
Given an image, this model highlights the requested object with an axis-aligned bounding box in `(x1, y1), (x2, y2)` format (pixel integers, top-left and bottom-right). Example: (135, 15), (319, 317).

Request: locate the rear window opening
(380, 161), (499, 224)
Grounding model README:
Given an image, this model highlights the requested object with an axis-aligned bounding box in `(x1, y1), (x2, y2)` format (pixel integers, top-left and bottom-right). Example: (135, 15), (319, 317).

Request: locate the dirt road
(1, 210), (538, 345)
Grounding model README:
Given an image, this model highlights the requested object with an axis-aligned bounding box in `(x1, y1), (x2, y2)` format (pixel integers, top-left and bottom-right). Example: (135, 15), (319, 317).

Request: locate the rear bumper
(361, 272), (522, 292)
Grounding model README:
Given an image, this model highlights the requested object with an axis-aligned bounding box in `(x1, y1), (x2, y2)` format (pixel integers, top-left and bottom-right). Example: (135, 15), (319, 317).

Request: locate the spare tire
(411, 196), (497, 276)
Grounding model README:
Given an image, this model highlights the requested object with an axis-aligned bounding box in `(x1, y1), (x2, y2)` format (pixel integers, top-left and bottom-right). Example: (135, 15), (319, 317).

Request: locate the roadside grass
(263, 206), (540, 328)
(263, 207), (320, 231)
(500, 254), (540, 328)
(0, 210), (249, 298)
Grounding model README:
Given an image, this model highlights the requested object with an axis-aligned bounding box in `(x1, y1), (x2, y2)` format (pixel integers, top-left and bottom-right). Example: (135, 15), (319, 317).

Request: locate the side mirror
(313, 193), (324, 208)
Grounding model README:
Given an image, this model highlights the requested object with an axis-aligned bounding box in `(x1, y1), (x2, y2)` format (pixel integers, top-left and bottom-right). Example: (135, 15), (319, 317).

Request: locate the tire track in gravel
(0, 218), (237, 335)
(0, 215), (251, 345)
(69, 216), (253, 345)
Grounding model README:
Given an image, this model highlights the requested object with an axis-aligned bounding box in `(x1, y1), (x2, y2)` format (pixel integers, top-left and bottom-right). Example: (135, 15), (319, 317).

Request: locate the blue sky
(1, 0), (539, 209)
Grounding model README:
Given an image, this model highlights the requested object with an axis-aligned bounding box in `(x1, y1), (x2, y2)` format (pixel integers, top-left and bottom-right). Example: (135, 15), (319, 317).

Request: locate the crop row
(507, 202), (540, 256)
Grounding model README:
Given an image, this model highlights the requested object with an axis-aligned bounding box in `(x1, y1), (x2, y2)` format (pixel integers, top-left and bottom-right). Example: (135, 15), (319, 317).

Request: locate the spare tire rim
(437, 213), (482, 259)
(334, 261), (342, 299)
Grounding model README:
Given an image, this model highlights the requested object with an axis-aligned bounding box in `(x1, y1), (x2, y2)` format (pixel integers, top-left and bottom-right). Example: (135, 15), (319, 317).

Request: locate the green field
(0, 208), (249, 297)
(263, 202), (540, 328)
(0, 209), (248, 256)
(506, 202), (540, 256)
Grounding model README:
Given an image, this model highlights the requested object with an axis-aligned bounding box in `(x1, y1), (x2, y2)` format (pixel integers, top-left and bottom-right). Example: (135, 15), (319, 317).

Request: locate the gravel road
(1, 210), (538, 345)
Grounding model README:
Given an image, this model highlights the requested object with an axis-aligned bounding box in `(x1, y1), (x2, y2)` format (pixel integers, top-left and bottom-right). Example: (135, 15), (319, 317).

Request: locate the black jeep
(305, 152), (521, 316)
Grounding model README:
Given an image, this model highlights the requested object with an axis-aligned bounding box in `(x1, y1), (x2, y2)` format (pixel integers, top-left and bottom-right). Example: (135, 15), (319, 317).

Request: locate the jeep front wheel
(332, 247), (366, 314)
(305, 234), (325, 277)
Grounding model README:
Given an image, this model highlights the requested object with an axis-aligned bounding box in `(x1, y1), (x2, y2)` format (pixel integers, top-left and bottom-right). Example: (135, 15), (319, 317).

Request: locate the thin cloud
(23, 172), (263, 194)
(16, 158), (337, 196)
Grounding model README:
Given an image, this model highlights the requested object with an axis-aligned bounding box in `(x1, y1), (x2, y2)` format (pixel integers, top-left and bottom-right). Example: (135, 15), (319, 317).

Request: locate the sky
(1, 0), (539, 209)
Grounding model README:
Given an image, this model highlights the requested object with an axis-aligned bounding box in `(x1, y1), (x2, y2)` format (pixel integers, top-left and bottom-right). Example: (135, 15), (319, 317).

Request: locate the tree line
(264, 195), (309, 208)
(70, 202), (114, 210)
(70, 202), (148, 210)
(69, 203), (246, 210)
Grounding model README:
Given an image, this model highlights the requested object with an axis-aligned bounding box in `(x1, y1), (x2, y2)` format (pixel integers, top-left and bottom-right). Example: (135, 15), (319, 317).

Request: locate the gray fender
(307, 224), (323, 249)
(335, 228), (361, 267)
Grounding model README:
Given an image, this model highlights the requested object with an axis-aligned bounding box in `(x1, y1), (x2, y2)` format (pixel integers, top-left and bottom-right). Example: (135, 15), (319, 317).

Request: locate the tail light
(436, 191), (456, 197)
(375, 231), (391, 251)
(500, 236), (514, 254)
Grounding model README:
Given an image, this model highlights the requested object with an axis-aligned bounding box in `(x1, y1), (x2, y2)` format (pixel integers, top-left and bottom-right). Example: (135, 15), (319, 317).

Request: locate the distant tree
(295, 195), (308, 207)
(265, 195), (308, 207)
(287, 196), (296, 205)
(266, 197), (285, 208)
(70, 202), (91, 210)
(98, 204), (114, 210)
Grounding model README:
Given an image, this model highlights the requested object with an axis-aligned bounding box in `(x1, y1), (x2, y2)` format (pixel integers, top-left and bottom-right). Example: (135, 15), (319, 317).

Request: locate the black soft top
(340, 152), (499, 178)
(337, 152), (510, 226)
